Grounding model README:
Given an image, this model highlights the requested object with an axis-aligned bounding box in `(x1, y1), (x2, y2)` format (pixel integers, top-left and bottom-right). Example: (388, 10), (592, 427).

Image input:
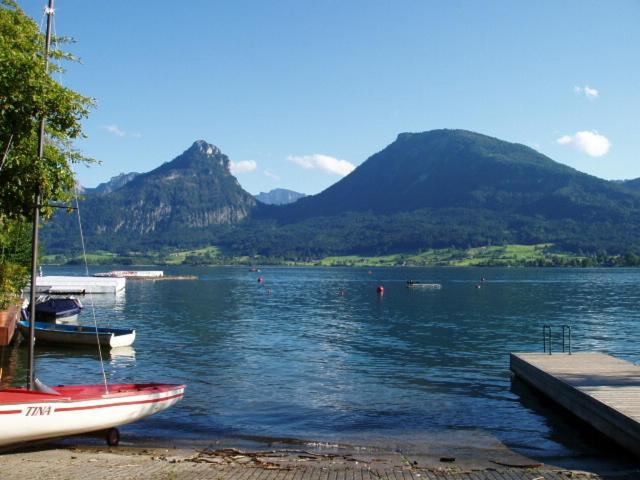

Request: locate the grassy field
(314, 244), (589, 267)
(42, 243), (597, 267)
(164, 246), (221, 265)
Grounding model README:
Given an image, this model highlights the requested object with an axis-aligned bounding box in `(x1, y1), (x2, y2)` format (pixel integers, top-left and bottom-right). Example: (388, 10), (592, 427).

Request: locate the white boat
(17, 320), (136, 348)
(0, 383), (184, 447)
(0, 1), (184, 448)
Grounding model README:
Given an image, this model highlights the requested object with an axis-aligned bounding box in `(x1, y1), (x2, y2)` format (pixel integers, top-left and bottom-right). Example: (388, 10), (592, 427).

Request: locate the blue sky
(21, 0), (640, 195)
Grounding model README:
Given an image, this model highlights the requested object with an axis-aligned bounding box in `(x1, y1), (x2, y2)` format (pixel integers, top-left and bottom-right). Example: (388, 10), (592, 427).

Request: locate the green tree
(0, 0), (94, 301)
(0, 0), (94, 218)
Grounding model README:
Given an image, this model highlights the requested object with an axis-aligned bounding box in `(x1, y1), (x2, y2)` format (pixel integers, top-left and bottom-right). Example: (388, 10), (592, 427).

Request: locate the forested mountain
(622, 178), (640, 191)
(43, 130), (640, 257)
(261, 130), (640, 223)
(44, 140), (256, 252)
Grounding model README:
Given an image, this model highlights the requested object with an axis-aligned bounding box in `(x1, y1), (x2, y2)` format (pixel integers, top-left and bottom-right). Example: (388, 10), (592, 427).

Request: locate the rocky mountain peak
(188, 140), (221, 157)
(158, 140), (230, 174)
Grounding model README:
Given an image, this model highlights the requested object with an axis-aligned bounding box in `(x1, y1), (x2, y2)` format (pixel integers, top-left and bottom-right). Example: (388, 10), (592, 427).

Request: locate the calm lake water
(3, 266), (640, 464)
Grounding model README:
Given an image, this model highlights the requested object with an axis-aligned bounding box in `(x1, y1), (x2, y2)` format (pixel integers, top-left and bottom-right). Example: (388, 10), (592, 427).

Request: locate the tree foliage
(0, 0), (94, 219)
(0, 0), (94, 299)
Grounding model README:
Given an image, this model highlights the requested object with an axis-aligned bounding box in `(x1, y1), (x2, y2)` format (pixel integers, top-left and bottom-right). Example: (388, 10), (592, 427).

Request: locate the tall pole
(27, 0), (55, 390)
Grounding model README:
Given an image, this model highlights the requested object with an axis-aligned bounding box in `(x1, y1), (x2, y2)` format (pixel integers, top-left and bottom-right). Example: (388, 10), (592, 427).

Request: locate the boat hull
(0, 383), (184, 447)
(17, 321), (136, 348)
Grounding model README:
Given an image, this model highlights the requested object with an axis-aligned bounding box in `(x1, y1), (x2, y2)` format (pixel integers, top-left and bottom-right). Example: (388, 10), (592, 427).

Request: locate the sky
(20, 0), (640, 195)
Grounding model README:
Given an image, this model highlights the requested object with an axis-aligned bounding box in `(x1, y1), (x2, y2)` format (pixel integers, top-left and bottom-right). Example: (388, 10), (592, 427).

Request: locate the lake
(3, 266), (639, 466)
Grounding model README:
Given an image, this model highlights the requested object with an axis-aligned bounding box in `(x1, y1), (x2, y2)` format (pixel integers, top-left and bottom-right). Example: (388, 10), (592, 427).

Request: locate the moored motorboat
(17, 320), (135, 348)
(34, 296), (83, 323)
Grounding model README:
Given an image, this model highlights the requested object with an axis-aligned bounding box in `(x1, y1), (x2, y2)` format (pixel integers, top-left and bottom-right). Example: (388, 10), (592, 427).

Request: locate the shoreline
(1, 430), (637, 480)
(0, 438), (638, 480)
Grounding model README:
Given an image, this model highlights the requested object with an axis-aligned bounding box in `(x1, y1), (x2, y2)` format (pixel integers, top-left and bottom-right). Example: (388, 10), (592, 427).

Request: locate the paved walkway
(1, 446), (637, 480)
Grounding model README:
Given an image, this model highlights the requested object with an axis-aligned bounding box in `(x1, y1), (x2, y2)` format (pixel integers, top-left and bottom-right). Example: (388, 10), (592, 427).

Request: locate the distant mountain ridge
(255, 188), (306, 205)
(85, 172), (140, 195)
(622, 178), (640, 190)
(43, 130), (640, 257)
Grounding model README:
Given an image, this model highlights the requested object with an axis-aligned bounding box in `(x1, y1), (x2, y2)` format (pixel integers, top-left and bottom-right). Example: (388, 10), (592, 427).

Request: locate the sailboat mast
(27, 0), (55, 390)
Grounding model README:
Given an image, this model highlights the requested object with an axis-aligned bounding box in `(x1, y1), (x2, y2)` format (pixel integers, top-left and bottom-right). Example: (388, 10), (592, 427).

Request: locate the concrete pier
(510, 352), (640, 457)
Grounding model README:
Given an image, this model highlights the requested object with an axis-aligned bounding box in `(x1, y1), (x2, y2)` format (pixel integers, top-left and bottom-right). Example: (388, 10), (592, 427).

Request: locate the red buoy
(377, 285), (384, 295)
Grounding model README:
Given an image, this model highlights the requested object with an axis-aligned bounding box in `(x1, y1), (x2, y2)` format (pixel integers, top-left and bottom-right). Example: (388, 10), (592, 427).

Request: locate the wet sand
(0, 437), (638, 480)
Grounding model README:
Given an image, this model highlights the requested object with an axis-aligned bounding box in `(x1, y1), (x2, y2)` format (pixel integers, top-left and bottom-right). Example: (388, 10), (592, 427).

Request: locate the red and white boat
(0, 383), (185, 447)
(0, 0), (185, 448)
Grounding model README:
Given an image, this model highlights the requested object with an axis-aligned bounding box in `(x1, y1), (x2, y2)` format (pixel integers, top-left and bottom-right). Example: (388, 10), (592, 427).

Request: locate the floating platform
(93, 270), (164, 279)
(406, 283), (442, 289)
(127, 275), (198, 281)
(31, 276), (126, 294)
(510, 352), (640, 457)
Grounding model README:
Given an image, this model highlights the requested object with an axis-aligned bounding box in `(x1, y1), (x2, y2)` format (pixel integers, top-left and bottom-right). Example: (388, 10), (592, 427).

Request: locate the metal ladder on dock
(542, 324), (571, 354)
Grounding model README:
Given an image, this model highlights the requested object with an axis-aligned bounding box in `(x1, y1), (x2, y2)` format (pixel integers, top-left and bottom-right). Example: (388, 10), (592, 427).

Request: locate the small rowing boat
(17, 320), (135, 348)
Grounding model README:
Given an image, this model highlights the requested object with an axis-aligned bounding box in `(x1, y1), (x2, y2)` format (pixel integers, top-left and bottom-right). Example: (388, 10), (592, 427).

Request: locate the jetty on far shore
(93, 270), (197, 281)
(93, 270), (164, 279)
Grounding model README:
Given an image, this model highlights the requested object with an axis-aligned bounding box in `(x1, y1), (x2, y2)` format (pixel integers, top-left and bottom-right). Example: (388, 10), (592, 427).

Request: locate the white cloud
(103, 124), (142, 139)
(264, 170), (280, 181)
(229, 159), (257, 175)
(574, 85), (599, 99)
(556, 130), (611, 157)
(287, 153), (355, 176)
(103, 124), (126, 137)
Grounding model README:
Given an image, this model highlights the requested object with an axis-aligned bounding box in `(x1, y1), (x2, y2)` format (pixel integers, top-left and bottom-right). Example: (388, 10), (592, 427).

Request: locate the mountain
(255, 188), (306, 205)
(241, 129), (640, 256)
(43, 140), (256, 252)
(89, 172), (140, 195)
(43, 131), (640, 257)
(265, 129), (640, 223)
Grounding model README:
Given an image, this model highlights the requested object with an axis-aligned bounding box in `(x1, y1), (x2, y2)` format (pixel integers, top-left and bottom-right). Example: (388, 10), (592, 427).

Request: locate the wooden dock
(511, 352), (640, 457)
